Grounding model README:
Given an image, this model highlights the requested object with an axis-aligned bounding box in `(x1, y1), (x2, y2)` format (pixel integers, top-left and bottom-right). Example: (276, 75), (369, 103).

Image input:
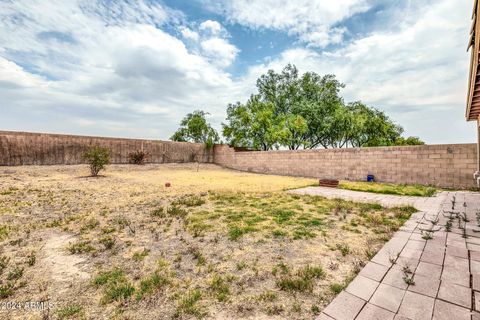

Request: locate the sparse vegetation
(128, 150), (149, 165)
(336, 243), (351, 256)
(275, 265), (325, 292)
(329, 283), (345, 294)
(82, 146), (110, 176)
(0, 283), (14, 298)
(136, 260), (174, 301)
(339, 181), (437, 197)
(26, 251), (36, 266)
(56, 304), (83, 319)
(174, 289), (206, 319)
(132, 248), (150, 261)
(0, 163), (418, 319)
(7, 266), (23, 280)
(68, 241), (95, 254)
(93, 268), (135, 303)
(99, 236), (115, 250)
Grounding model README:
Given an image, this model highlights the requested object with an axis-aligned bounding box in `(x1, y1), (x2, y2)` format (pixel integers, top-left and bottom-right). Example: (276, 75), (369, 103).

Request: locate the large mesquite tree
(171, 110), (219, 148)
(222, 64), (423, 150)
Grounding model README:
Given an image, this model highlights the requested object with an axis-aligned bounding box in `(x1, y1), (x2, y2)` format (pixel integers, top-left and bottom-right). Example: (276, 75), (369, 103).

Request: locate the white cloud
(234, 0), (477, 143)
(200, 37), (239, 67)
(199, 20), (225, 36)
(180, 27), (199, 41)
(201, 0), (371, 47)
(0, 1), (237, 139)
(0, 0), (476, 144)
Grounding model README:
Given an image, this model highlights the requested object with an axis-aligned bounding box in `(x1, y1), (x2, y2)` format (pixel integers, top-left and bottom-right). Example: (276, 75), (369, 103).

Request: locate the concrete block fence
(0, 131), (477, 188)
(0, 131), (213, 165)
(212, 144), (478, 189)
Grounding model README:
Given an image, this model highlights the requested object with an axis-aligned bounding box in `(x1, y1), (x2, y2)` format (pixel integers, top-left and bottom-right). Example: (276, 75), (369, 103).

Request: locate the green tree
(82, 146), (110, 177)
(394, 136), (425, 146)
(225, 65), (345, 150)
(171, 110), (220, 148)
(223, 96), (284, 150)
(346, 102), (405, 147)
(223, 64), (424, 150)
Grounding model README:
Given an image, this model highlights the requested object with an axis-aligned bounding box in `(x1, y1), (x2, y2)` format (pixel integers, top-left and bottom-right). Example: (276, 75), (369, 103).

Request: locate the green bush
(82, 146), (110, 177)
(128, 150), (149, 165)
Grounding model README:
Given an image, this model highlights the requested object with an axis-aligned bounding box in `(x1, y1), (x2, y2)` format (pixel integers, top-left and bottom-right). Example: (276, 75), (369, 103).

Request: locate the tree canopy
(170, 110), (220, 148)
(222, 64), (423, 150)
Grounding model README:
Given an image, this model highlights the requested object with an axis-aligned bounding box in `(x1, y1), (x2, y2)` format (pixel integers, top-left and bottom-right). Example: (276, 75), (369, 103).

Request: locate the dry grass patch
(339, 180), (437, 197)
(0, 164), (415, 319)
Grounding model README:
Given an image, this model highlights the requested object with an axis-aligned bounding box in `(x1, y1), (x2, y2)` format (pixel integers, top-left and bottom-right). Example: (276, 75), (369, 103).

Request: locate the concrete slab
(370, 283), (405, 313)
(437, 281), (472, 309)
(397, 291), (434, 320)
(432, 299), (471, 320)
(322, 291), (365, 320)
(356, 303), (395, 320)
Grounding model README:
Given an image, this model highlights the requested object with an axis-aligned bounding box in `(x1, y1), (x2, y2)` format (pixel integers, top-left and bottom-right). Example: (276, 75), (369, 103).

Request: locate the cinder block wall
(1, 131), (477, 188)
(0, 131), (213, 165)
(213, 144), (478, 189)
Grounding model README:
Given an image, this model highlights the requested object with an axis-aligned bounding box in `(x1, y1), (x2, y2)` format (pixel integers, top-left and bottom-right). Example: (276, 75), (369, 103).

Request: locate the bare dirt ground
(0, 164), (415, 320)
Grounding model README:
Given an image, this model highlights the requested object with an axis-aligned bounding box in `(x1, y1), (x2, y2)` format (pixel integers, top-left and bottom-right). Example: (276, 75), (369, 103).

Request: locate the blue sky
(0, 0), (477, 144)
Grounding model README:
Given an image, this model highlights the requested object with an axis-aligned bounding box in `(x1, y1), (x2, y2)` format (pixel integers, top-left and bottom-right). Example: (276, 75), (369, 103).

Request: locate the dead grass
(0, 164), (415, 319)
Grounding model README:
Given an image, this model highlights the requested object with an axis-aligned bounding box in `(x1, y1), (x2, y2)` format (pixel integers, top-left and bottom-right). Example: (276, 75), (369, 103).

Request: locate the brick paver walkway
(290, 187), (480, 320)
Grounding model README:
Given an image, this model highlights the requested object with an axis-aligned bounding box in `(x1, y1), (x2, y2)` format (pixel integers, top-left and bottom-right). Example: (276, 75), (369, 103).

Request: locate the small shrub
(336, 243), (351, 256)
(0, 256), (10, 274)
(292, 227), (316, 240)
(7, 266), (23, 281)
(82, 146), (110, 177)
(276, 277), (312, 292)
(329, 283), (345, 294)
(0, 283), (14, 298)
(272, 262), (289, 276)
(272, 229), (288, 237)
(167, 205), (188, 219)
(297, 265), (325, 280)
(276, 265), (325, 293)
(103, 282), (135, 303)
(236, 261), (247, 270)
(93, 268), (135, 304)
(445, 220), (452, 232)
(128, 150), (149, 165)
(133, 249), (150, 262)
(228, 224), (256, 241)
(136, 272), (171, 300)
(99, 236), (116, 250)
(173, 195), (206, 207)
(102, 226), (116, 234)
(209, 274), (230, 302)
(81, 218), (99, 232)
(56, 304), (83, 319)
(272, 209), (295, 224)
(188, 247), (206, 266)
(151, 207), (166, 218)
(27, 252), (36, 266)
(257, 290), (278, 302)
(0, 225), (10, 240)
(421, 230), (433, 240)
(68, 241), (95, 254)
(266, 304), (284, 316)
(174, 289), (205, 319)
(93, 268), (124, 286)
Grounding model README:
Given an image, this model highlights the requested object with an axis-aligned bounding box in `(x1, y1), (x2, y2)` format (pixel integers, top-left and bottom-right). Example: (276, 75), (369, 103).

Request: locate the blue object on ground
(367, 175), (375, 182)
